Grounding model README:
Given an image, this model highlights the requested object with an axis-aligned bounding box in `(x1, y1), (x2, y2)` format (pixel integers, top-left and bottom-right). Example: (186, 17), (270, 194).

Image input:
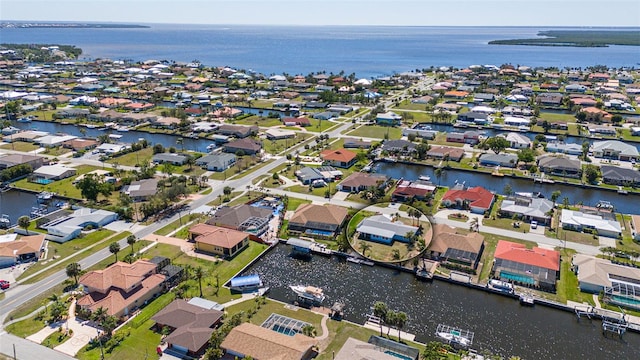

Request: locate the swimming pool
(384, 350), (414, 360)
(610, 295), (640, 309)
(500, 271), (535, 285)
(272, 324), (298, 336)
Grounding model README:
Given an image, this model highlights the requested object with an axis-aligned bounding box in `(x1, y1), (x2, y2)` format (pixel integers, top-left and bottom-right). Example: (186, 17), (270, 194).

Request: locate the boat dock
(435, 323), (474, 348)
(415, 259), (438, 280)
(363, 314), (416, 342)
(574, 305), (630, 338)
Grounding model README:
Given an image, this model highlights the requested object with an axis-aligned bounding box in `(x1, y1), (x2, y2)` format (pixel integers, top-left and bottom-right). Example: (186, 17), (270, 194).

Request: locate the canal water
(13, 121), (212, 153)
(243, 245), (640, 359)
(373, 162), (638, 215)
(0, 189), (55, 226)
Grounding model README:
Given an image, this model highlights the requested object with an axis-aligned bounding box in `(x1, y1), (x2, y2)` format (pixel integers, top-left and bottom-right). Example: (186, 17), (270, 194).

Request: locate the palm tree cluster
(372, 301), (409, 342)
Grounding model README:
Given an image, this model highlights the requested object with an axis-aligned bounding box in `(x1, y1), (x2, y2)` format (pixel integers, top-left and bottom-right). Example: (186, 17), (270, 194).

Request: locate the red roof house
(320, 148), (357, 168)
(441, 186), (494, 214)
(493, 240), (561, 290)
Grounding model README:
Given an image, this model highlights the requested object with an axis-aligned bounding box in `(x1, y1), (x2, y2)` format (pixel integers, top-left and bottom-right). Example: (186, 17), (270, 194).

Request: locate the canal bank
(372, 161), (639, 214)
(240, 244), (640, 360)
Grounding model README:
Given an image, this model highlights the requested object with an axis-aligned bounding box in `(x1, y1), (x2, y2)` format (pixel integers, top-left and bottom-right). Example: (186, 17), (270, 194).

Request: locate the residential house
(356, 214), (419, 245)
(196, 153), (236, 172)
(334, 337), (420, 360)
(0, 154), (45, 170)
(338, 172), (388, 193)
(35, 134), (77, 148)
(581, 106), (613, 122)
(216, 124), (258, 138)
(343, 138), (372, 149)
(282, 117), (311, 127)
(392, 180), (436, 202)
(221, 323), (317, 360)
(426, 146), (465, 161)
(441, 186), (495, 214)
(62, 138), (99, 151)
(152, 153), (189, 165)
(265, 128), (296, 140)
(592, 140), (639, 161)
(498, 132), (531, 149)
(288, 203), (348, 238)
(500, 196), (554, 225)
(77, 260), (166, 318)
(206, 204), (272, 236)
(381, 139), (416, 155)
(446, 131), (481, 145)
(403, 124), (437, 140)
(601, 165), (640, 186)
(122, 178), (159, 201)
(536, 93), (563, 106)
(32, 164), (76, 181)
(0, 234), (45, 268)
(457, 111), (489, 125)
(320, 148), (357, 168)
(631, 215), (640, 241)
(376, 111), (402, 126)
(43, 208), (118, 243)
(150, 116), (181, 129)
(427, 224), (484, 270)
(478, 153), (518, 168)
(223, 138), (262, 155)
(572, 254), (640, 294)
(493, 240), (560, 291)
(545, 142), (583, 156)
(95, 143), (128, 155)
(560, 209), (621, 238)
(189, 223), (249, 258)
(537, 156), (582, 178)
(152, 299), (224, 357)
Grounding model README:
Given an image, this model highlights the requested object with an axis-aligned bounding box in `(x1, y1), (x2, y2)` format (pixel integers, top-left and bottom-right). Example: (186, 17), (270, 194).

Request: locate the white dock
(363, 321), (416, 342)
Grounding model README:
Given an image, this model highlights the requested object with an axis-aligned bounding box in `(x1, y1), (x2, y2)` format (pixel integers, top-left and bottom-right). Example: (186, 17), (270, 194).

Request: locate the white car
(531, 221), (538, 229)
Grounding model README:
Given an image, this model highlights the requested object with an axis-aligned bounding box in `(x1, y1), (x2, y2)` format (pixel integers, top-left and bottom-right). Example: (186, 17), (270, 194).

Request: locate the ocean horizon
(1, 24), (638, 77)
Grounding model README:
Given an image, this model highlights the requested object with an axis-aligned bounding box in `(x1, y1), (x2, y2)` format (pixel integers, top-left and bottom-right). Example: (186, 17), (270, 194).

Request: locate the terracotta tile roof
(289, 203), (348, 227)
(442, 186), (494, 210)
(79, 260), (157, 293)
(320, 148), (356, 163)
(189, 223), (249, 249)
(494, 240), (560, 271)
(444, 90), (469, 98)
(0, 234), (45, 258)
(77, 273), (165, 316)
(340, 172), (388, 189)
(221, 322), (317, 360)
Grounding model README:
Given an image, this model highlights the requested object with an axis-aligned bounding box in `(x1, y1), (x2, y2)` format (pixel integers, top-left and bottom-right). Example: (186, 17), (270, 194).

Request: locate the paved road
(0, 332), (75, 360)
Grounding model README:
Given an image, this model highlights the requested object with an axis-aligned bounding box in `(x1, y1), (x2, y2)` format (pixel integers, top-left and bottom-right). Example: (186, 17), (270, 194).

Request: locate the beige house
(189, 223), (249, 258)
(221, 322), (317, 360)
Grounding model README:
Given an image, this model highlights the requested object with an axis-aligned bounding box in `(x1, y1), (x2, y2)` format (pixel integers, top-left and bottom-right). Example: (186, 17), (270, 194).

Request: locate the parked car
(0, 280), (9, 290)
(531, 220), (538, 229)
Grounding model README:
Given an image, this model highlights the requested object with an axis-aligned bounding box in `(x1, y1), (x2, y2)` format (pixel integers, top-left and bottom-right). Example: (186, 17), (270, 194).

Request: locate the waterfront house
(196, 153), (236, 172)
(356, 214), (419, 245)
(313, 112), (336, 120)
(288, 203), (348, 238)
(223, 138), (262, 155)
(591, 140), (639, 161)
(392, 180), (436, 202)
(189, 223), (249, 258)
(493, 240), (560, 291)
(498, 132), (531, 149)
(152, 299), (224, 357)
(221, 322), (317, 360)
(381, 139), (416, 155)
(545, 142), (583, 156)
(478, 153), (518, 168)
(77, 259), (166, 318)
(295, 166), (340, 186)
(32, 164), (76, 181)
(338, 172), (388, 193)
(334, 337), (420, 360)
(403, 123), (437, 140)
(376, 111), (402, 126)
(499, 196), (554, 225)
(0, 234), (46, 268)
(427, 224), (484, 270)
(537, 156), (582, 178)
(600, 165), (640, 186)
(283, 117), (311, 127)
(560, 209), (622, 238)
(216, 124), (258, 138)
(265, 128), (296, 140)
(536, 93), (563, 106)
(572, 254), (640, 295)
(152, 153), (189, 166)
(122, 178), (159, 201)
(426, 146), (465, 161)
(0, 153), (45, 170)
(206, 204), (272, 237)
(43, 207), (118, 243)
(36, 134), (78, 148)
(503, 117), (531, 127)
(457, 111), (490, 125)
(446, 131), (481, 145)
(150, 116), (181, 129)
(631, 215), (640, 241)
(320, 148), (357, 168)
(62, 138), (99, 151)
(343, 138), (372, 149)
(441, 186), (494, 214)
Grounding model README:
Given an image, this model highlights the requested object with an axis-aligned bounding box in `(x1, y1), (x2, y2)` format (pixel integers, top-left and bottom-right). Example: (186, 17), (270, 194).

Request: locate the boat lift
(435, 324), (474, 348)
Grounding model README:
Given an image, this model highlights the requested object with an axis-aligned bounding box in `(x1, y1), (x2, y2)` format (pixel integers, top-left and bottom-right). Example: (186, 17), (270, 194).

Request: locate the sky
(2, 0), (639, 27)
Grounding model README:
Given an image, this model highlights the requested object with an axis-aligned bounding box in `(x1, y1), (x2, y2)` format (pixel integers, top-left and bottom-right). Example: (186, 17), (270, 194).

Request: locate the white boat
(419, 175), (431, 181)
(206, 144), (216, 152)
(108, 134), (123, 140)
(436, 332), (455, 341)
(0, 214), (10, 229)
(453, 335), (470, 346)
(519, 293), (535, 306)
(346, 257), (362, 264)
(16, 117), (32, 123)
(488, 279), (514, 293)
(37, 191), (53, 202)
(116, 126), (130, 132)
(290, 285), (326, 304)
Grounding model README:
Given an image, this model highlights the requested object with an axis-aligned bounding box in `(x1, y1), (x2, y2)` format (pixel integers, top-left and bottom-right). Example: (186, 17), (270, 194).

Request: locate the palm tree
(127, 235), (137, 254)
(469, 217), (479, 232)
(373, 301), (388, 336)
(91, 306), (108, 324)
(176, 137), (185, 153)
(434, 167), (444, 186)
(385, 310), (397, 337)
(109, 242), (121, 262)
(301, 324), (317, 338)
(392, 249), (401, 261)
(194, 266), (205, 297)
(65, 262), (82, 285)
(395, 311), (408, 342)
(358, 241), (372, 257)
(18, 215), (30, 235)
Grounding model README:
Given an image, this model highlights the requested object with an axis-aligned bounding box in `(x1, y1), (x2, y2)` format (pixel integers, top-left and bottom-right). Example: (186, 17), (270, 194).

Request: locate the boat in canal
(290, 285), (326, 304)
(0, 214), (10, 229)
(519, 293), (535, 306)
(36, 191), (53, 203)
(487, 279), (514, 294)
(419, 175), (431, 181)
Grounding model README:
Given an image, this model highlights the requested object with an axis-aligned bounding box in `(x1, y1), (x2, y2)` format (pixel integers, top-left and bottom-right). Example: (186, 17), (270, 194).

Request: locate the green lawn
(12, 164), (105, 200)
(287, 184), (336, 198)
(538, 112), (576, 123)
(42, 146), (71, 157)
(76, 318), (162, 360)
(155, 213), (203, 236)
(286, 197), (311, 211)
(42, 328), (71, 348)
(4, 282), (68, 326)
(477, 232), (538, 283)
(230, 115), (283, 128)
(616, 214), (640, 253)
(549, 249), (595, 305)
(109, 147), (153, 167)
(0, 141), (40, 152)
(346, 125), (402, 140)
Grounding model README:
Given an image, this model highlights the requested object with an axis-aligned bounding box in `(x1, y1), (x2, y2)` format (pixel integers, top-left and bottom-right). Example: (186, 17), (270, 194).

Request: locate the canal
(243, 245), (640, 359)
(373, 161), (639, 215)
(0, 189), (56, 227)
(14, 121), (213, 153)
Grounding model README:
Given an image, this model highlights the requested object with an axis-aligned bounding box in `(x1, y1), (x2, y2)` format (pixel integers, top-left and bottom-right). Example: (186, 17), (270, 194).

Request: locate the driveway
(54, 300), (99, 356)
